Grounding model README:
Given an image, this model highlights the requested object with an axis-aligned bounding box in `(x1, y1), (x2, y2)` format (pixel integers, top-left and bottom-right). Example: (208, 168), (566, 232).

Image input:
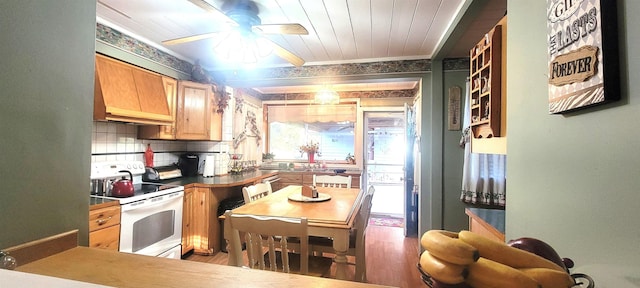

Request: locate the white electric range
(90, 160), (184, 259)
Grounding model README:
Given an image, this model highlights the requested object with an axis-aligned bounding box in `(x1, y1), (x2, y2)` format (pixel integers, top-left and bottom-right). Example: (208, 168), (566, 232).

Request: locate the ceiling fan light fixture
(163, 0), (307, 66)
(213, 30), (273, 64)
(255, 37), (274, 57)
(315, 89), (340, 105)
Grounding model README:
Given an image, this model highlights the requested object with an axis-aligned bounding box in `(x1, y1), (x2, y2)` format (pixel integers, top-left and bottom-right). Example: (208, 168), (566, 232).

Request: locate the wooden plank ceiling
(96, 0), (506, 95)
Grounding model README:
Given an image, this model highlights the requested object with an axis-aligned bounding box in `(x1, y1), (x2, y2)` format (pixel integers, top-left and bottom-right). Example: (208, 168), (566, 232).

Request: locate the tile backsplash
(90, 94), (252, 174)
(91, 121), (231, 168)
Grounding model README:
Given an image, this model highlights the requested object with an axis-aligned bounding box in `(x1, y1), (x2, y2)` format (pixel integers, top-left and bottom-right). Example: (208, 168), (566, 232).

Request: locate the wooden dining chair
(313, 174), (352, 188)
(308, 185), (375, 282)
(242, 181), (273, 204)
(224, 211), (333, 277)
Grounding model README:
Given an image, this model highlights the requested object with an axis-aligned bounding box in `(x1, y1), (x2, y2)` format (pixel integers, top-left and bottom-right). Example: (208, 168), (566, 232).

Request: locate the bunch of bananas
(419, 230), (576, 288)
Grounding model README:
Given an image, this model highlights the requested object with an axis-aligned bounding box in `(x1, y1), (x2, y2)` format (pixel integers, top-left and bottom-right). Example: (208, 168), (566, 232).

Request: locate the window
(267, 104), (356, 163)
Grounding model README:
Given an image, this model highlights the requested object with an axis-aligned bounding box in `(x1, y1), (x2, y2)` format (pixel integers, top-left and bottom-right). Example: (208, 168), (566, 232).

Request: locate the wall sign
(547, 0), (619, 114)
(448, 86), (461, 131)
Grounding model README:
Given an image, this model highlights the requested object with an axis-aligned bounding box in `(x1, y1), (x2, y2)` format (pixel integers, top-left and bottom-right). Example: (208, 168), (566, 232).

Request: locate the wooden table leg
(332, 232), (349, 280)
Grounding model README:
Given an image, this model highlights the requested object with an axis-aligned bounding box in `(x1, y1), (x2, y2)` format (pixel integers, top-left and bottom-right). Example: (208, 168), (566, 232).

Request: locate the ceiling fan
(163, 0), (308, 66)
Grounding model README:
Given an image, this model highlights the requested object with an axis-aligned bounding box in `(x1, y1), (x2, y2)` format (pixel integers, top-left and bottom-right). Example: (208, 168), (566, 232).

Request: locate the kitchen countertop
(17, 247), (396, 288)
(466, 207), (505, 234)
(89, 171), (278, 208)
(273, 169), (362, 174)
(160, 170), (278, 187)
(89, 197), (118, 210)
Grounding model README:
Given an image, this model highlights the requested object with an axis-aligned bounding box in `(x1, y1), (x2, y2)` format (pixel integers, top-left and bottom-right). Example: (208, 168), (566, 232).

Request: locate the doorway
(363, 111), (405, 219)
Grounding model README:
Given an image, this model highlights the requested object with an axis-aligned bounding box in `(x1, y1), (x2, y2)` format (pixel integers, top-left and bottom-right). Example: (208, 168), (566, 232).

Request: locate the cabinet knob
(96, 216), (112, 225)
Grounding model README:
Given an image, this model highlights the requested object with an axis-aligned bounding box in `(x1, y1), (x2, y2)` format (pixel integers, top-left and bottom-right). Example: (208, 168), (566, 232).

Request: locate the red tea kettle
(111, 170), (134, 197)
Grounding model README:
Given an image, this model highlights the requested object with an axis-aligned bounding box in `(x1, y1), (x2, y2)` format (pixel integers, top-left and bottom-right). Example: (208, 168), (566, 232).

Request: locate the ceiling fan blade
(266, 39), (305, 67)
(188, 0), (222, 15)
(162, 32), (220, 45)
(253, 23), (308, 35)
(188, 0), (236, 23)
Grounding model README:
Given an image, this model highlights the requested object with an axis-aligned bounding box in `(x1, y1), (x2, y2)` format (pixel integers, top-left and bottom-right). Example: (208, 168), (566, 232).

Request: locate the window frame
(262, 99), (362, 168)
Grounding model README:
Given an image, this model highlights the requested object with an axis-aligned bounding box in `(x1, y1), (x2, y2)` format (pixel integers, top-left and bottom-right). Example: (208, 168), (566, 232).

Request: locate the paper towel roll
(203, 155), (215, 177)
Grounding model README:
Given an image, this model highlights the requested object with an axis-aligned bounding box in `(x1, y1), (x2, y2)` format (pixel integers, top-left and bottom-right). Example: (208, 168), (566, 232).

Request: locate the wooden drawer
(89, 205), (121, 232)
(278, 172), (302, 183)
(89, 224), (120, 250)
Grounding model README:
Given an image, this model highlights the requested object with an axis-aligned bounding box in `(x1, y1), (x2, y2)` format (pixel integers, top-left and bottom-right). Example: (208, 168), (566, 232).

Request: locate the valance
(267, 104), (356, 123)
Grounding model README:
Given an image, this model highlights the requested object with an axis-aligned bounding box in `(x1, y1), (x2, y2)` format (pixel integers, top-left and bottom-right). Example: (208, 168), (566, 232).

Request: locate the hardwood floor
(184, 225), (424, 288)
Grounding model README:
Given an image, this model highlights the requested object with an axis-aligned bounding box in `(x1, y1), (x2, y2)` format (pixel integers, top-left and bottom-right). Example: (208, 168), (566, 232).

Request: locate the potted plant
(262, 152), (275, 163)
(345, 153), (356, 164)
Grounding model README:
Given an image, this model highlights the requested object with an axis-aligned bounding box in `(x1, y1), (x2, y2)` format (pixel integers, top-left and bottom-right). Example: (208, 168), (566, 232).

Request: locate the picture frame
(547, 0), (620, 114)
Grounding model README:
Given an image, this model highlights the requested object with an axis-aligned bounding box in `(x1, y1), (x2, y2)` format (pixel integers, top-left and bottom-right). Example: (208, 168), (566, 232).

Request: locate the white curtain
(231, 90), (262, 162)
(460, 80), (507, 207)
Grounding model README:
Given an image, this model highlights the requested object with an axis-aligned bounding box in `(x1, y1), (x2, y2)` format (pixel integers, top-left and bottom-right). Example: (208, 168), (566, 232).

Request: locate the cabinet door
(192, 187), (213, 254)
(138, 77), (178, 140)
(302, 174), (314, 186)
(351, 175), (361, 189)
(278, 172), (303, 188)
(94, 54), (172, 124)
(95, 55), (141, 113)
(131, 69), (170, 116)
(176, 81), (211, 140)
(181, 187), (194, 255)
(209, 107), (222, 141)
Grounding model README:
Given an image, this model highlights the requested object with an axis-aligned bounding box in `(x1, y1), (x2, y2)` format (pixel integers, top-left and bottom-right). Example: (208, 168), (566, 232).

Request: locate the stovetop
(91, 160), (184, 205)
(91, 182), (184, 204)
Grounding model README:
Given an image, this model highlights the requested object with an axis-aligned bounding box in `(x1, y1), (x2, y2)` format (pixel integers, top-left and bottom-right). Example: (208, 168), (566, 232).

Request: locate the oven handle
(263, 176), (280, 183)
(120, 191), (183, 213)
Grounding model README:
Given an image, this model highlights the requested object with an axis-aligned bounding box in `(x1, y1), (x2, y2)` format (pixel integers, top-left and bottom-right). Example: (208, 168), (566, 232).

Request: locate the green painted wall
(507, 0), (640, 280)
(0, 1), (96, 247)
(419, 65), (469, 238)
(442, 70), (469, 232)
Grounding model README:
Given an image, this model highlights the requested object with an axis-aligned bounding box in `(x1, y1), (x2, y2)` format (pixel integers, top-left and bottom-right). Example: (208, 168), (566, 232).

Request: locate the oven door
(119, 191), (183, 257)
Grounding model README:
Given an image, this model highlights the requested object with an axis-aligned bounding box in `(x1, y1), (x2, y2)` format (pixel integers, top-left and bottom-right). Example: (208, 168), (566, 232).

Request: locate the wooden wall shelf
(470, 25), (502, 138)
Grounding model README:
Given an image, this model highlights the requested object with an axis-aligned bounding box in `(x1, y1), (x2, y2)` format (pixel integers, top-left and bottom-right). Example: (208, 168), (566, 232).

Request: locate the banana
(421, 230), (480, 265)
(419, 250), (468, 284)
(458, 230), (565, 272)
(466, 257), (541, 288)
(519, 268), (575, 288)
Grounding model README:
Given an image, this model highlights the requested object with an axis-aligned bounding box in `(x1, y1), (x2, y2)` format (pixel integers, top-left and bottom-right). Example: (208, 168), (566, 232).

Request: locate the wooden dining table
(226, 185), (363, 280)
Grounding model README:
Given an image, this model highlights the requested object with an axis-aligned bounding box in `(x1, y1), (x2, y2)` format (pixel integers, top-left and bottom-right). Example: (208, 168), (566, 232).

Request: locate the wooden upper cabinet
(175, 80), (222, 141)
(138, 77), (178, 140)
(94, 54), (172, 125)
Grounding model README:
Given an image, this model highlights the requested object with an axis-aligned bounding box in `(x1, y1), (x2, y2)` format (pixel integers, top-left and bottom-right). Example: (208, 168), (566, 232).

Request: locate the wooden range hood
(94, 54), (172, 125)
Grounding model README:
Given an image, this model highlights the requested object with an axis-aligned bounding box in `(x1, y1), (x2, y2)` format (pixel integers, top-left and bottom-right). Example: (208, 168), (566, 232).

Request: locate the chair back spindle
(226, 212), (312, 275)
(313, 175), (352, 188)
(242, 181), (273, 203)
